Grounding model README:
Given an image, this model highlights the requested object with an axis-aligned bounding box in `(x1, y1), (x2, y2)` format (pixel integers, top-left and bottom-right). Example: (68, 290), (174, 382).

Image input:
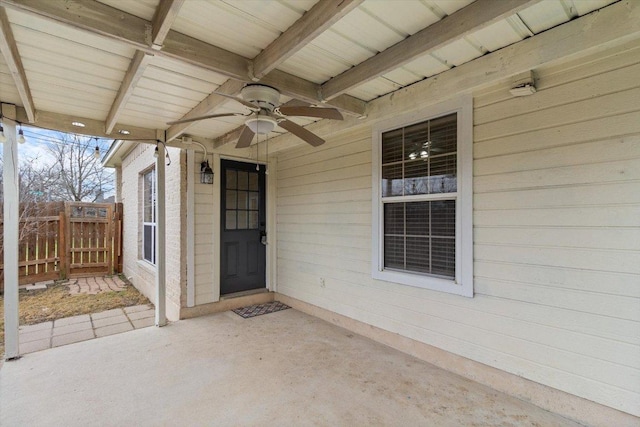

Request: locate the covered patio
(1, 308), (580, 426)
(1, 0), (639, 425)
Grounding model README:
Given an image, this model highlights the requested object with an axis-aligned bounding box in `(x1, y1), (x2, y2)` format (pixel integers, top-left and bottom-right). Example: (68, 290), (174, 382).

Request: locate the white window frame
(142, 168), (156, 265)
(371, 95), (473, 297)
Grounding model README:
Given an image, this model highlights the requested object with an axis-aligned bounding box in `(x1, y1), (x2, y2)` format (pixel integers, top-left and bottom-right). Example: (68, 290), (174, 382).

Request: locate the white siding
(275, 46), (640, 416)
(193, 153), (216, 305)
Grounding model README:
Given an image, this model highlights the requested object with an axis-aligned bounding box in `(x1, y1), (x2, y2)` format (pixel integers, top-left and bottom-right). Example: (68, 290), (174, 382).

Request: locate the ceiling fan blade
(167, 113), (244, 125)
(214, 91), (261, 111)
(277, 119), (325, 147)
(235, 125), (255, 149)
(277, 106), (343, 120)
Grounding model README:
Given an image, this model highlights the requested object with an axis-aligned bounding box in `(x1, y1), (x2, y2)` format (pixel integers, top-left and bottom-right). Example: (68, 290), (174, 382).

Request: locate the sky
(12, 126), (115, 167)
(1, 124), (117, 199)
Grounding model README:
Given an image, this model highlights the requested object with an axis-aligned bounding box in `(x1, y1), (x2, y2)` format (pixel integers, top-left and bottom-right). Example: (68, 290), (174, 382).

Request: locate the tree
(40, 133), (114, 202)
(2, 132), (114, 202)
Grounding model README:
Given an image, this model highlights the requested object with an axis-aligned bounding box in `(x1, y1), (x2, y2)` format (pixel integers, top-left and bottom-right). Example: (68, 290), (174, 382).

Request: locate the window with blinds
(381, 113), (457, 279)
(142, 169), (156, 264)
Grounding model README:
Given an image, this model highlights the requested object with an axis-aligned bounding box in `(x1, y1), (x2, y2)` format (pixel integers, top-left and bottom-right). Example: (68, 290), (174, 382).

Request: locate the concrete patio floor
(0, 308), (581, 426)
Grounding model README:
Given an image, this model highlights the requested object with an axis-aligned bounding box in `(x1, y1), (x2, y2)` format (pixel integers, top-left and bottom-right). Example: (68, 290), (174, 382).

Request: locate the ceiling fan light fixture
(245, 116), (277, 135)
(241, 85), (280, 111)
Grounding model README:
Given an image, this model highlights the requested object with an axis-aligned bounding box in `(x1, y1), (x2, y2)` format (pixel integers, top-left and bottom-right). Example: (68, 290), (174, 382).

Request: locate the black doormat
(232, 301), (291, 319)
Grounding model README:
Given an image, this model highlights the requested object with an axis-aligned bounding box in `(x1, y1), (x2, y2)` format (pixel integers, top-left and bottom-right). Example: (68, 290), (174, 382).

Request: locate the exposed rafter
(0, 7), (35, 122)
(321, 0), (543, 100)
(151, 0), (185, 49)
(251, 0), (364, 80)
(105, 0), (185, 134)
(0, 0), (365, 117)
(212, 126), (244, 149)
(14, 106), (157, 140)
(166, 79), (246, 142)
(105, 50), (153, 134)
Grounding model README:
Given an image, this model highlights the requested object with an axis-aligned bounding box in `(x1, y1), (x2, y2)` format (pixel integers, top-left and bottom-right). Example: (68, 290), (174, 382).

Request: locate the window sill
(372, 268), (472, 297)
(137, 259), (157, 273)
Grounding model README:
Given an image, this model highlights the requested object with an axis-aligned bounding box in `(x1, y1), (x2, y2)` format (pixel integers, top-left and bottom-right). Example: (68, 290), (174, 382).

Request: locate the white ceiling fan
(167, 84), (343, 148)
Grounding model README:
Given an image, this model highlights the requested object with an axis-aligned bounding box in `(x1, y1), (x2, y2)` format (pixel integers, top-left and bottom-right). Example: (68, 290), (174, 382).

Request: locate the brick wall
(120, 143), (185, 320)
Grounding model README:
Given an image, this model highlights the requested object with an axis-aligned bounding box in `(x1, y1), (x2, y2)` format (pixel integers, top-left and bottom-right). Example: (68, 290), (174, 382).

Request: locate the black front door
(220, 159), (266, 295)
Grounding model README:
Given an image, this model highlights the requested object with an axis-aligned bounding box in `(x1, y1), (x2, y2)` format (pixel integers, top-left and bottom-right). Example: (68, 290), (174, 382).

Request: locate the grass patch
(0, 277), (151, 359)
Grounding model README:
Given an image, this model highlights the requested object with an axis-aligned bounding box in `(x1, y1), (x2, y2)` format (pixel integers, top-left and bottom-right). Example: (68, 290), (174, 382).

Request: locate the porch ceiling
(0, 0), (619, 148)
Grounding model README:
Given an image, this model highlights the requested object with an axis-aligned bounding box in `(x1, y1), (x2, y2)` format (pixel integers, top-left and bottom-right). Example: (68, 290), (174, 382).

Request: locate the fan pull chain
(256, 138), (259, 171)
(265, 133), (269, 175)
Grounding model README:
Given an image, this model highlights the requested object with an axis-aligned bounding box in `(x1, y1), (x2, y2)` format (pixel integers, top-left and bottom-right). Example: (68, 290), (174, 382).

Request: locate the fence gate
(0, 202), (123, 292)
(66, 202), (120, 278)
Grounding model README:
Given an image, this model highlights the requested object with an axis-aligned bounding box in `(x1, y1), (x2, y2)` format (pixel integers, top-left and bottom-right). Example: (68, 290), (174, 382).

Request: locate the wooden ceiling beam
(0, 0), (365, 117)
(0, 7), (34, 122)
(166, 79), (246, 142)
(15, 106), (157, 140)
(260, 69), (365, 115)
(105, 50), (153, 134)
(321, 0), (543, 100)
(0, 0), (249, 79)
(105, 0), (185, 134)
(212, 126), (243, 149)
(251, 0), (364, 80)
(151, 0), (185, 49)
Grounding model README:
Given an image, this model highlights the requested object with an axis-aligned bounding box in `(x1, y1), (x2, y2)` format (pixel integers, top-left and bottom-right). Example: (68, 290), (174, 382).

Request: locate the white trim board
(371, 94), (473, 297)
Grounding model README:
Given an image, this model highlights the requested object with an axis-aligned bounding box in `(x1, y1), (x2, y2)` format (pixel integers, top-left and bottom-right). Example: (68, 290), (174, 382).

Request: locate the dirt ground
(0, 276), (150, 359)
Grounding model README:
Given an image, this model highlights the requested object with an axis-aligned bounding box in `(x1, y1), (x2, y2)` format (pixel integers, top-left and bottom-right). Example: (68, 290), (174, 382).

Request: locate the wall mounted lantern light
(200, 160), (214, 184)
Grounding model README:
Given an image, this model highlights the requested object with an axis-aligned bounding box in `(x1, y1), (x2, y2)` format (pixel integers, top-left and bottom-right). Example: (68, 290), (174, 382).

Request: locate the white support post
(2, 104), (19, 359)
(155, 141), (167, 326)
(186, 149), (195, 307)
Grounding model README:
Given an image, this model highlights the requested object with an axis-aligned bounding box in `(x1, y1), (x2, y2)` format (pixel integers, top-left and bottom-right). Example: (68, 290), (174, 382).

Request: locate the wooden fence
(0, 202), (123, 293)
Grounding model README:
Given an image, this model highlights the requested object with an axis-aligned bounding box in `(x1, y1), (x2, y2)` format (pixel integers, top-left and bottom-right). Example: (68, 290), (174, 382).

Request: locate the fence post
(114, 203), (123, 274)
(64, 203), (71, 279)
(58, 210), (66, 280)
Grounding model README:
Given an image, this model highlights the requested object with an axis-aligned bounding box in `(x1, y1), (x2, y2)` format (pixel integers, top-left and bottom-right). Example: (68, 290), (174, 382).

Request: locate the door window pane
(237, 211), (248, 229)
(249, 211), (259, 229)
(249, 172), (259, 190)
(226, 190), (237, 209)
(248, 192), (259, 210)
(226, 170), (237, 189)
(226, 211), (237, 230)
(238, 191), (248, 209)
(237, 171), (248, 190)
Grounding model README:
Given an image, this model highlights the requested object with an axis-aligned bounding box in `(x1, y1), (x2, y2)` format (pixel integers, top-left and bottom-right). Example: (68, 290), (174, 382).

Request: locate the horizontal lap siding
(470, 45), (640, 414)
(194, 160), (215, 305)
(276, 45), (640, 416)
